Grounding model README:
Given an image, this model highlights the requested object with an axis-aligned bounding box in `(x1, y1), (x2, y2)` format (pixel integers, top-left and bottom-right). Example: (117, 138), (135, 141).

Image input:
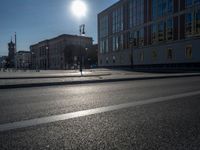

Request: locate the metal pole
(79, 25), (83, 76)
(79, 24), (85, 76)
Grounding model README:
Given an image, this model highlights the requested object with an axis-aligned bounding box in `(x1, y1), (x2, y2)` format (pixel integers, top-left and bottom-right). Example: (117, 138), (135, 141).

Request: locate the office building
(98, 0), (200, 68)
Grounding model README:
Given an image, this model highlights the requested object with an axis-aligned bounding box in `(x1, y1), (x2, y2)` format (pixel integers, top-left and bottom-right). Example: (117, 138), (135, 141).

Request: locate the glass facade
(166, 18), (173, 40)
(129, 0), (144, 28)
(185, 13), (193, 37)
(112, 6), (123, 33)
(153, 0), (173, 19)
(98, 0), (200, 66)
(100, 39), (108, 54)
(112, 34), (123, 51)
(158, 21), (165, 42)
(151, 24), (157, 44)
(99, 15), (108, 54)
(99, 16), (108, 38)
(195, 10), (200, 34)
(185, 0), (193, 7)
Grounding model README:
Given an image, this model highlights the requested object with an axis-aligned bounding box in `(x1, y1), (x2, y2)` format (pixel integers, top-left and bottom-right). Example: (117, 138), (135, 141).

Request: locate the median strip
(0, 90), (200, 132)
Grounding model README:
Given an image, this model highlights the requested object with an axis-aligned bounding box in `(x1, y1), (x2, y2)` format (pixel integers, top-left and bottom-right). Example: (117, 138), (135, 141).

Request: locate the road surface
(0, 77), (200, 149)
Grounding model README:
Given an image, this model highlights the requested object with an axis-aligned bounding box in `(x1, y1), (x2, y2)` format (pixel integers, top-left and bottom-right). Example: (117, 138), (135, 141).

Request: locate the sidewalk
(0, 69), (200, 89)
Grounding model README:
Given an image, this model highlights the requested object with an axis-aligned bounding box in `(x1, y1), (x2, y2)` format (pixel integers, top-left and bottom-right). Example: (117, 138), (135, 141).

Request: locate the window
(185, 0), (193, 8)
(194, 0), (200, 4)
(185, 45), (192, 59)
(129, 0), (144, 28)
(112, 6), (123, 33)
(152, 0), (157, 20)
(99, 16), (108, 38)
(167, 0), (173, 13)
(112, 35), (123, 51)
(195, 10), (200, 34)
(157, 0), (173, 17)
(185, 13), (193, 37)
(166, 18), (173, 40)
(130, 31), (138, 47)
(152, 24), (157, 44)
(113, 56), (116, 63)
(158, 0), (163, 17)
(140, 51), (144, 62)
(152, 50), (157, 61)
(106, 57), (109, 64)
(139, 28), (144, 46)
(100, 59), (102, 65)
(100, 39), (108, 54)
(167, 48), (173, 60)
(158, 21), (165, 42)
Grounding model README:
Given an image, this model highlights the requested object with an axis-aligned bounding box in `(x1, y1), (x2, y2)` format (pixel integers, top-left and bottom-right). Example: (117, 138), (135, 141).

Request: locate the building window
(139, 28), (144, 46)
(140, 51), (144, 62)
(100, 39), (108, 54)
(167, 48), (173, 60)
(185, 13), (193, 37)
(158, 21), (165, 42)
(106, 57), (109, 64)
(152, 0), (157, 20)
(185, 45), (192, 59)
(112, 6), (123, 33)
(112, 35), (123, 51)
(166, 18), (173, 40)
(129, 31), (138, 47)
(152, 50), (157, 61)
(158, 0), (173, 17)
(167, 0), (173, 14)
(113, 56), (116, 63)
(194, 0), (200, 4)
(100, 59), (102, 65)
(158, 0), (163, 17)
(152, 24), (157, 44)
(185, 0), (193, 8)
(99, 16), (108, 38)
(195, 10), (200, 34)
(129, 0), (144, 28)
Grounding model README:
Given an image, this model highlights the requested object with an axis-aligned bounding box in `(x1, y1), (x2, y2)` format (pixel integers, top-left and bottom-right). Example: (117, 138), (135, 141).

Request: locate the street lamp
(79, 24), (85, 76)
(129, 37), (136, 69)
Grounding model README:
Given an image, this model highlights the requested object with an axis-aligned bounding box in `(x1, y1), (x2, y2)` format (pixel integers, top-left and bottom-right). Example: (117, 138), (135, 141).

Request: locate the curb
(0, 74), (200, 89)
(0, 73), (111, 80)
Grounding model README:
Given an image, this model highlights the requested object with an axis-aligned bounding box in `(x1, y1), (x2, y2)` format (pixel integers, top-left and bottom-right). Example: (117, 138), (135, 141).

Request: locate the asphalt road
(0, 77), (200, 149)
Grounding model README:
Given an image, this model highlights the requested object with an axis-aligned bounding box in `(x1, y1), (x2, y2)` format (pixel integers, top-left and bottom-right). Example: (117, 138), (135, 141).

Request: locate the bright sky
(0, 0), (118, 56)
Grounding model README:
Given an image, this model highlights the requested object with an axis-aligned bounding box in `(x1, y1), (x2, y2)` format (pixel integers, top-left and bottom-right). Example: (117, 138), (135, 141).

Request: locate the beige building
(30, 34), (93, 70)
(15, 51), (31, 69)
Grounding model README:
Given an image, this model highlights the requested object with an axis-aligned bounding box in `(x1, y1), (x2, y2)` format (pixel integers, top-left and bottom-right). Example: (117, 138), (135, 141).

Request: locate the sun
(71, 0), (87, 18)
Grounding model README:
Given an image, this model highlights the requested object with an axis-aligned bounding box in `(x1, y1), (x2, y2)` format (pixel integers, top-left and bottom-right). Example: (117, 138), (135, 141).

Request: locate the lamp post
(129, 38), (134, 69)
(79, 24), (85, 76)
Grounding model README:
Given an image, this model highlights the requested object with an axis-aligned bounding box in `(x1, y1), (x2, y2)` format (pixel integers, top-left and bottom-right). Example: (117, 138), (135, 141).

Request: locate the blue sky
(0, 0), (118, 56)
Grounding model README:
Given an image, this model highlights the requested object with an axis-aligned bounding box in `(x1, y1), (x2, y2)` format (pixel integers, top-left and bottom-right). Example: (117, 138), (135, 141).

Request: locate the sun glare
(71, 0), (87, 18)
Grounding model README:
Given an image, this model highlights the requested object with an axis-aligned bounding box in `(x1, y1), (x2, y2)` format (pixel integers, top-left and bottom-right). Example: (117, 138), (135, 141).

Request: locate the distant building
(30, 34), (93, 70)
(15, 51), (31, 69)
(8, 39), (16, 67)
(0, 56), (7, 68)
(98, 0), (200, 68)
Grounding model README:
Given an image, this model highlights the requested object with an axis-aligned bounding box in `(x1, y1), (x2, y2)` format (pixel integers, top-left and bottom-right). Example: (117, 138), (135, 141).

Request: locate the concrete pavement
(0, 69), (200, 89)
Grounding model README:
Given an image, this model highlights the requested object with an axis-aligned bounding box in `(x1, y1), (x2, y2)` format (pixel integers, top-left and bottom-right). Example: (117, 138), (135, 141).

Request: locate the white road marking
(0, 90), (200, 132)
